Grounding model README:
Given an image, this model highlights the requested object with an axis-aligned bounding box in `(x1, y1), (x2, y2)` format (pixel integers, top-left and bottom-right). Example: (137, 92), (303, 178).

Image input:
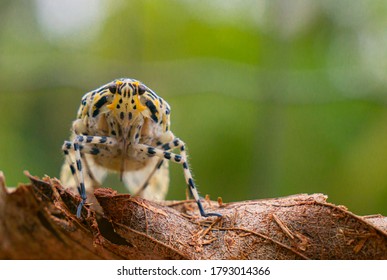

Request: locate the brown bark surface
(0, 171), (386, 259)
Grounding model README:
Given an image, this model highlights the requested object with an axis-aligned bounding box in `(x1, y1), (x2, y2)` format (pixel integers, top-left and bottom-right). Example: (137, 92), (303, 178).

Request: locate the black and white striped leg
(62, 141), (86, 217)
(134, 142), (222, 217)
(62, 135), (117, 218)
(133, 139), (180, 196)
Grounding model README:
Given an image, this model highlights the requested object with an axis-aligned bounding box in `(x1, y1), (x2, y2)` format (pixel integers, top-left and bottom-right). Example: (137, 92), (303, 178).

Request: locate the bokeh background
(0, 0), (386, 215)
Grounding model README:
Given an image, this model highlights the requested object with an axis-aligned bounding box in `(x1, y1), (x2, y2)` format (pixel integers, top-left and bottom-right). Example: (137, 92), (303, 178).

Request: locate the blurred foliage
(0, 0), (386, 215)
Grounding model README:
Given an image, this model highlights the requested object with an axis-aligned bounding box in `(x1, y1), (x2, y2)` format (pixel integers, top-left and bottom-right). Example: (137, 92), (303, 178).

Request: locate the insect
(60, 78), (221, 218)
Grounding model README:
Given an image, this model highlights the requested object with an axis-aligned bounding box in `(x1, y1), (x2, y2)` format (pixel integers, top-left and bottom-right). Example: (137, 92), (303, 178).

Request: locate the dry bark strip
(0, 171), (386, 259)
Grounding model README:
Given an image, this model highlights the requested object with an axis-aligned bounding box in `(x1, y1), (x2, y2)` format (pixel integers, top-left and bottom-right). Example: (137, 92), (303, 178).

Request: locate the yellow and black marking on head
(77, 78), (171, 132)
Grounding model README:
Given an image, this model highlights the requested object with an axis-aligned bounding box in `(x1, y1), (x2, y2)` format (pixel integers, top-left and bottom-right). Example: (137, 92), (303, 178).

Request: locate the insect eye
(108, 83), (117, 93)
(138, 84), (146, 95)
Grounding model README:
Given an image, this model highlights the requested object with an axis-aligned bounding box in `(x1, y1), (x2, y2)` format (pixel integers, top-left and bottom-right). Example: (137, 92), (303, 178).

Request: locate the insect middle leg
(133, 159), (164, 197)
(62, 135), (117, 218)
(134, 142), (222, 217)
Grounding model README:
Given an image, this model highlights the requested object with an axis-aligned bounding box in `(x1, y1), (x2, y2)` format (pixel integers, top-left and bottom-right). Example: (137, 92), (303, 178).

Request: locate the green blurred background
(0, 0), (386, 215)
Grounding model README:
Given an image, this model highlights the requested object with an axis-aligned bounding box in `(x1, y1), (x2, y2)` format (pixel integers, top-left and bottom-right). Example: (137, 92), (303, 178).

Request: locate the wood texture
(0, 171), (386, 259)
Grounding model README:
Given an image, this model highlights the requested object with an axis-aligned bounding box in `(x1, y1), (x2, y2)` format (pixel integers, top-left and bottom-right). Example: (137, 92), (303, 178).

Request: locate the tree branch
(0, 171), (386, 259)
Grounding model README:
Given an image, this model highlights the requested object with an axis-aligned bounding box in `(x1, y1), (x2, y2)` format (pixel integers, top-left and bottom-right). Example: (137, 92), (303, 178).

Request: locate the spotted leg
(133, 139), (181, 196)
(157, 138), (193, 201)
(62, 135), (117, 218)
(134, 142), (222, 217)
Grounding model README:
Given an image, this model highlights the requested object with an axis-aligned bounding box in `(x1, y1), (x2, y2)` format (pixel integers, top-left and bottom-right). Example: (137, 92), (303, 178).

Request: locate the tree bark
(0, 171), (386, 259)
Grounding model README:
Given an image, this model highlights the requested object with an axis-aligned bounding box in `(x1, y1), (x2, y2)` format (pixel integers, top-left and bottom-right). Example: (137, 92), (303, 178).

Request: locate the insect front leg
(62, 135), (117, 218)
(133, 142), (222, 218)
(62, 141), (82, 195)
(132, 139), (181, 196)
(135, 137), (188, 195)
(62, 141), (86, 217)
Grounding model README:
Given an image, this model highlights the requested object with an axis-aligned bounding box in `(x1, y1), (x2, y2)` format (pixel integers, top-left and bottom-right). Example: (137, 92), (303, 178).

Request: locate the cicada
(60, 78), (221, 218)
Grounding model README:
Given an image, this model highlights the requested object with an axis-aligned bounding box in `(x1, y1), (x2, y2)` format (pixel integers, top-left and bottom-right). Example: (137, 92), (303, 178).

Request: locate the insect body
(61, 78), (221, 218)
